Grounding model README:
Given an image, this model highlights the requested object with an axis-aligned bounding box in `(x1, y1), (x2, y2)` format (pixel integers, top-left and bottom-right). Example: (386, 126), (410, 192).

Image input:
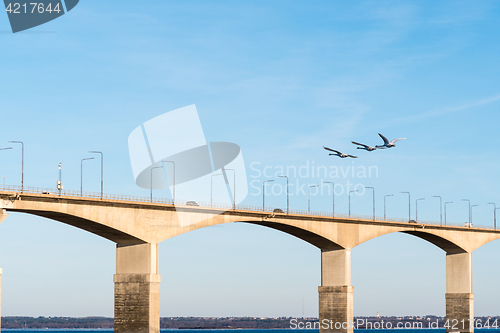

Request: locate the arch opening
(352, 231), (446, 316)
(158, 222), (320, 317)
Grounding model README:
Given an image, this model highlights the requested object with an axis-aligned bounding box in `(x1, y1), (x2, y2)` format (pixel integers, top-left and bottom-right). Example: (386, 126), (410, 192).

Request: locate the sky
(0, 0), (500, 318)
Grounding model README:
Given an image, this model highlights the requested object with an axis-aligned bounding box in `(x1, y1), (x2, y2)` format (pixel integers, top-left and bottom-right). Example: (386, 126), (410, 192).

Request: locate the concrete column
(0, 209), (8, 224)
(446, 252), (473, 333)
(114, 243), (160, 333)
(319, 249), (353, 333)
(0, 268), (2, 332)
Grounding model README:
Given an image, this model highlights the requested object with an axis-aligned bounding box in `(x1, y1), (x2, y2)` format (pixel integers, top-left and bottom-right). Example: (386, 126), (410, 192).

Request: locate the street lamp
(8, 141), (23, 192)
(224, 168), (236, 210)
(81, 157), (94, 196)
(416, 198), (425, 222)
(89, 151), (103, 199)
(308, 184), (318, 214)
(444, 201), (453, 226)
(366, 187), (375, 221)
(263, 180), (274, 212)
(488, 203), (496, 230)
(349, 190), (358, 218)
(401, 192), (411, 222)
(150, 166), (164, 202)
(461, 199), (471, 225)
(57, 163), (63, 195)
(211, 173), (223, 207)
(163, 161), (176, 204)
(384, 195), (393, 220)
(495, 208), (500, 230)
(432, 196), (443, 226)
(470, 205), (479, 227)
(323, 181), (335, 217)
(278, 175), (289, 214)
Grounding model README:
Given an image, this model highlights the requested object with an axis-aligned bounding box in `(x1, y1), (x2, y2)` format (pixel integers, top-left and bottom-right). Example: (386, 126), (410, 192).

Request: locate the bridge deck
(1, 185), (498, 234)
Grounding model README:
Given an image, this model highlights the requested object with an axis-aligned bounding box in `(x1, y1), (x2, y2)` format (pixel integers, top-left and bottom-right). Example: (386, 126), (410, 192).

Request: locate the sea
(2, 329), (500, 333)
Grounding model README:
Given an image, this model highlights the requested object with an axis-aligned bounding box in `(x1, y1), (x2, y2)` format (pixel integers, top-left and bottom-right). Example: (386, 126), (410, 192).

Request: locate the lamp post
(211, 174), (223, 207)
(81, 157), (94, 197)
(308, 184), (318, 214)
(432, 196), (443, 226)
(384, 195), (393, 220)
(263, 180), (274, 212)
(323, 181), (335, 217)
(494, 206), (500, 230)
(416, 198), (425, 222)
(57, 163), (63, 195)
(444, 201), (453, 226)
(89, 151), (103, 199)
(278, 175), (289, 214)
(461, 199), (471, 225)
(401, 192), (411, 222)
(8, 141), (23, 192)
(488, 203), (496, 230)
(150, 166), (164, 202)
(163, 161), (176, 204)
(224, 168), (236, 210)
(349, 190), (358, 218)
(470, 205), (479, 227)
(366, 187), (375, 221)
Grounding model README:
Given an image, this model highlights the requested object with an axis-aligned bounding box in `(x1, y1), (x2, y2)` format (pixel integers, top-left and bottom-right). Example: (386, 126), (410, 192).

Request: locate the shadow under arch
(400, 230), (467, 254)
(8, 209), (144, 244)
(239, 220), (344, 250)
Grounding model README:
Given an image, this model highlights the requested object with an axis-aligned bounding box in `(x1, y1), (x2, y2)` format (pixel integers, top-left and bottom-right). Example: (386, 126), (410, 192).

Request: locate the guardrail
(0, 184), (496, 230)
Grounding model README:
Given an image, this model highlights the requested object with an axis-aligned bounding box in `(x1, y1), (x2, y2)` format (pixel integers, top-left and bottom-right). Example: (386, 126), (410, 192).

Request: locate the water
(2, 329), (500, 333)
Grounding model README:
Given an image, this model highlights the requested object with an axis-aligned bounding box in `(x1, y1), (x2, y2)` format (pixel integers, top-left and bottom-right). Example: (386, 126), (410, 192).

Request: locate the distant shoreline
(1, 316), (499, 330)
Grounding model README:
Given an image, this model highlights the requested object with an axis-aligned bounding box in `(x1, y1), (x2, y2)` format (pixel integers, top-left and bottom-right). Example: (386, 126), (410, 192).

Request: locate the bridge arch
(400, 230), (467, 254)
(8, 209), (145, 244)
(350, 227), (468, 254)
(235, 220), (344, 250)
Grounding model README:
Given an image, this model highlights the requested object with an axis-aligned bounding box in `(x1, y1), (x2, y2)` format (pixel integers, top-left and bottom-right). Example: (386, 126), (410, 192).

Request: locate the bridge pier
(114, 243), (160, 333)
(446, 252), (473, 333)
(319, 249), (353, 333)
(1, 268), (2, 332)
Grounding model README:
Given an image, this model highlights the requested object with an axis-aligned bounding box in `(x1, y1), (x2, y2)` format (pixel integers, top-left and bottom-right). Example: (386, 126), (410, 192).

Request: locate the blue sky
(1, 0), (500, 318)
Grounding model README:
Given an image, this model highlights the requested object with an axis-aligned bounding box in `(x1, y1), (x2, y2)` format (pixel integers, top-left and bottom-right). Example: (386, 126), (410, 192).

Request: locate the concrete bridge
(1, 188), (500, 333)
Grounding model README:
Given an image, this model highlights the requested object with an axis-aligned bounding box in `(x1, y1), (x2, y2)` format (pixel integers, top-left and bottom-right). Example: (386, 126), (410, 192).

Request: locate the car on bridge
(273, 208), (285, 213)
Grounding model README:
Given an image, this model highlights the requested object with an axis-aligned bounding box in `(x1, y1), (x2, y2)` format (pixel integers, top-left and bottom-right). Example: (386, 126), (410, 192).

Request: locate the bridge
(1, 185), (500, 333)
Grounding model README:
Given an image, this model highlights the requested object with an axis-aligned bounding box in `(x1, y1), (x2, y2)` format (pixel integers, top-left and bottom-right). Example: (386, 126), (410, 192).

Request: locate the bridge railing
(0, 184), (495, 230)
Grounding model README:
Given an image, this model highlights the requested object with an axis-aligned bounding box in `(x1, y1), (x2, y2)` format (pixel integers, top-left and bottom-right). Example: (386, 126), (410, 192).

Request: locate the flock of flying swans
(323, 133), (406, 158)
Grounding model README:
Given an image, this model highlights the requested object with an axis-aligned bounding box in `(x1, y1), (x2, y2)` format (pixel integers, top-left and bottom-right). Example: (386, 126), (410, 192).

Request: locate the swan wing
(390, 138), (406, 144)
(351, 141), (369, 148)
(378, 133), (390, 145)
(323, 146), (341, 154)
